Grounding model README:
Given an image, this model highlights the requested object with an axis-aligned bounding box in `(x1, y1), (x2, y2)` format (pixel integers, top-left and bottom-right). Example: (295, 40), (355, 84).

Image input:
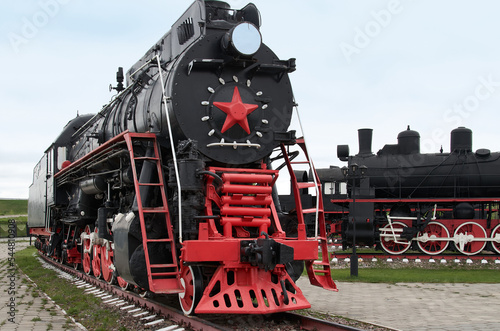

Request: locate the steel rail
(330, 252), (500, 261)
(38, 252), (365, 330)
(38, 253), (228, 331)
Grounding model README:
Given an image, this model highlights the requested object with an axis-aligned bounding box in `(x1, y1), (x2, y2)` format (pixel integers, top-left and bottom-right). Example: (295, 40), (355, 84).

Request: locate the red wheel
(491, 224), (500, 254)
(92, 231), (102, 278)
(117, 276), (130, 291)
(82, 225), (93, 275)
(453, 222), (487, 255)
(417, 222), (450, 255)
(100, 244), (115, 284)
(379, 221), (411, 255)
(178, 266), (203, 315)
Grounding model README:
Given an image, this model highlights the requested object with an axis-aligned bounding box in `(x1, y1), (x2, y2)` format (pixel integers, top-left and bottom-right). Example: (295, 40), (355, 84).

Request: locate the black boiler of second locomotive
(337, 126), (500, 199)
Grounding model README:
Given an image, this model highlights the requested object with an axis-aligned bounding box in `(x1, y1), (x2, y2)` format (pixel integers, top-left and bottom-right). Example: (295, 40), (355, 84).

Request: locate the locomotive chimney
(357, 128), (373, 156)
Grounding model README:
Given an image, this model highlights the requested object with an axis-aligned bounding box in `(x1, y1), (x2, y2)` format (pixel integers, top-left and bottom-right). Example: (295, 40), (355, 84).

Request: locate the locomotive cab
(28, 114), (94, 230)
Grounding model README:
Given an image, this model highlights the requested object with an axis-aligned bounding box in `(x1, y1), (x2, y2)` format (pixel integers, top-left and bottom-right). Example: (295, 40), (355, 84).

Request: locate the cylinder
(80, 177), (106, 195)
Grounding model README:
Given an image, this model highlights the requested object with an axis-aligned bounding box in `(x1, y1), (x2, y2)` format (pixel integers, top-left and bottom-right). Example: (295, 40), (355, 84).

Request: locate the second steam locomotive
(28, 0), (336, 315)
(283, 126), (500, 256)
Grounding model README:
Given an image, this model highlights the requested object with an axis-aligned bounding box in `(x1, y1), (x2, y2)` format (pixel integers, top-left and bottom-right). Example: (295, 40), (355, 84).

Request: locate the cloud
(3, 0), (500, 198)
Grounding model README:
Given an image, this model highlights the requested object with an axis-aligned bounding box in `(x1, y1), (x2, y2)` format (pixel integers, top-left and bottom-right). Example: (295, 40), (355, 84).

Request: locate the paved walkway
(0, 239), (84, 331)
(297, 278), (500, 331)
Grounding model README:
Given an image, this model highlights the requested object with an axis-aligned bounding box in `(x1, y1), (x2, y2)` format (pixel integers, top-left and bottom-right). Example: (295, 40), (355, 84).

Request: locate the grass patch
(0, 199), (29, 238)
(0, 217), (27, 224)
(331, 266), (500, 283)
(16, 246), (129, 330)
(0, 199), (27, 216)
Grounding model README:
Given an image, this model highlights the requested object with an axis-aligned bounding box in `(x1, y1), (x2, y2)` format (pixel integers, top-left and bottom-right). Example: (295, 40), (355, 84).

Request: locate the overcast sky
(2, 0), (500, 199)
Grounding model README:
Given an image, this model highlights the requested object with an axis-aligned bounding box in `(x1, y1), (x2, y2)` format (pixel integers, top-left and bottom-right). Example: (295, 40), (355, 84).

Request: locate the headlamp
(222, 22), (262, 57)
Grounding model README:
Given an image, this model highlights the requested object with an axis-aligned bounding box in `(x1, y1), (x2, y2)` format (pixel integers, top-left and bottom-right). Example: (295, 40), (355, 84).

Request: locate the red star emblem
(213, 86), (258, 134)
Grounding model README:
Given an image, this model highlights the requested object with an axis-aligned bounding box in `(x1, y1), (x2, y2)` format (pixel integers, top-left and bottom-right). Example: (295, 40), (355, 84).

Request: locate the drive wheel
(490, 224), (500, 254)
(417, 222), (450, 255)
(82, 225), (93, 275)
(379, 221), (411, 255)
(117, 276), (130, 291)
(178, 266), (203, 315)
(101, 244), (116, 284)
(92, 230), (102, 279)
(454, 222), (487, 255)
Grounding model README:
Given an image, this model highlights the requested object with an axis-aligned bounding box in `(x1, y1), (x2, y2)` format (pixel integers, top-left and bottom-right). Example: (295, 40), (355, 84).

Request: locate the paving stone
(297, 278), (500, 331)
(0, 240), (84, 331)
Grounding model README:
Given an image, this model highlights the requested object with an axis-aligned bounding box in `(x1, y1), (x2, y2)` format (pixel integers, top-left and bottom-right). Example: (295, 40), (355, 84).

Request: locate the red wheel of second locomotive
(417, 221), (450, 255)
(489, 223), (500, 254)
(379, 221), (412, 255)
(453, 222), (487, 255)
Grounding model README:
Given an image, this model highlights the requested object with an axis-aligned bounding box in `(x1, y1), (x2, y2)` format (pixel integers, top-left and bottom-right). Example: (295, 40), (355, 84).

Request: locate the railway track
(38, 253), (363, 331)
(330, 251), (500, 263)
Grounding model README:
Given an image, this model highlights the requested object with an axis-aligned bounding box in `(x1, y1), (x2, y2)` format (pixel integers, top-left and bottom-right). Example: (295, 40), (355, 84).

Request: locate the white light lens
(231, 22), (262, 56)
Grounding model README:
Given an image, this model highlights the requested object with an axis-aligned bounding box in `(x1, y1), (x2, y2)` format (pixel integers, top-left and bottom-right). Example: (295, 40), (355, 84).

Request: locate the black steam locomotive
(283, 127), (500, 256)
(28, 0), (335, 315)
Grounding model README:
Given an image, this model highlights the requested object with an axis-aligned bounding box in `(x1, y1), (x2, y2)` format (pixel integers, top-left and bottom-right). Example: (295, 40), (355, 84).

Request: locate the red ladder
(124, 133), (182, 293)
(280, 138), (337, 291)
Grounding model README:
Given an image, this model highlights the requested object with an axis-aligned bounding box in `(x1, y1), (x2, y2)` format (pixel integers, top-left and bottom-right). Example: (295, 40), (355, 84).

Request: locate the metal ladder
(124, 132), (182, 293)
(280, 138), (337, 291)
